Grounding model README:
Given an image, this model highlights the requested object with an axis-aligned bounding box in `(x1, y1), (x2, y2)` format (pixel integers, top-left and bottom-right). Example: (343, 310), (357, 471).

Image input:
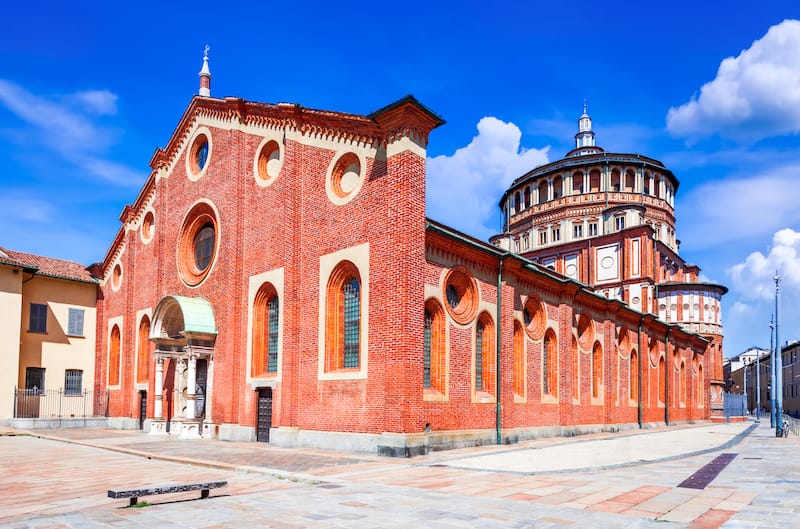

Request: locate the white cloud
(667, 19), (800, 142)
(0, 79), (139, 186)
(0, 192), (52, 223)
(426, 117), (550, 239)
(69, 89), (118, 115)
(729, 228), (800, 301)
(677, 164), (800, 250)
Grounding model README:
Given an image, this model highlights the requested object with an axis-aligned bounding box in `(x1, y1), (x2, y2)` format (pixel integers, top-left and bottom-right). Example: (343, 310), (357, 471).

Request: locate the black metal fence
(13, 388), (109, 419)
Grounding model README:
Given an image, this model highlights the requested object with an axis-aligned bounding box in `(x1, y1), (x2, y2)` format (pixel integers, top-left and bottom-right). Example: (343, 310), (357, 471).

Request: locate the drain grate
(677, 453), (737, 489)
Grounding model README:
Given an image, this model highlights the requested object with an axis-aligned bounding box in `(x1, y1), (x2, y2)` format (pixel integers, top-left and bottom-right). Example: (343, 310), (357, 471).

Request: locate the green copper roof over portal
(153, 295), (217, 336)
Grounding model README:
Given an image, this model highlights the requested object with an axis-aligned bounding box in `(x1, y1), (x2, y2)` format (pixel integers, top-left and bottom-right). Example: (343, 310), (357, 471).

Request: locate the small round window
(111, 263), (122, 291)
(141, 211), (155, 244)
(442, 267), (478, 325)
(326, 152), (364, 205)
(187, 131), (212, 180)
(523, 294), (546, 340)
(255, 139), (282, 186)
(177, 201), (219, 287)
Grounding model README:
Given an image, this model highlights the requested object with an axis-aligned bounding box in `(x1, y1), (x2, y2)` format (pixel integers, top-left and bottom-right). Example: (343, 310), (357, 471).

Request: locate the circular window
(577, 313), (594, 350)
(523, 294), (546, 340)
(111, 263), (122, 291)
(442, 267), (478, 325)
(255, 139), (281, 186)
(326, 152), (364, 205)
(141, 211), (155, 244)
(177, 201), (219, 287)
(187, 130), (212, 180)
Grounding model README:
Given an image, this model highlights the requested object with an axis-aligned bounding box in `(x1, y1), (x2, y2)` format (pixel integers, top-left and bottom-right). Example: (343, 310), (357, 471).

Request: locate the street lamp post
(743, 358), (748, 413)
(774, 272), (784, 437)
(756, 346), (761, 420)
(770, 315), (776, 428)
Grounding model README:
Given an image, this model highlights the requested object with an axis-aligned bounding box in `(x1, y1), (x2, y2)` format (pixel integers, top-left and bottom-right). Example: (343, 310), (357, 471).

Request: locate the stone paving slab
(1, 420), (798, 528)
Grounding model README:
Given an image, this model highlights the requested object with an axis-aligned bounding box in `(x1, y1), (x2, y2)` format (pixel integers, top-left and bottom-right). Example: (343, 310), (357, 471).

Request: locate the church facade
(93, 57), (720, 455)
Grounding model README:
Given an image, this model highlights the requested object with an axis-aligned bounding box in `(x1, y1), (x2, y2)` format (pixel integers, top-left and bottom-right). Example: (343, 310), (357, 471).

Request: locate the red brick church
(93, 52), (723, 455)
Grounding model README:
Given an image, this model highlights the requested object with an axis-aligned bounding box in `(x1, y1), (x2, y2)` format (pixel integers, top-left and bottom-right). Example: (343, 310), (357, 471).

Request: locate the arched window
(630, 351), (638, 401)
(325, 261), (361, 371)
(475, 313), (495, 393)
(589, 169), (601, 192)
(679, 361), (686, 406)
(252, 283), (280, 376)
(697, 364), (704, 407)
(136, 316), (150, 384)
(658, 357), (666, 404)
(524, 186), (531, 208)
(611, 169), (621, 192)
(543, 329), (558, 396)
(424, 299), (446, 392)
(513, 321), (525, 396)
(538, 180), (548, 204)
(553, 175), (563, 199)
(572, 336), (579, 399)
(592, 342), (602, 398)
(624, 169), (635, 192)
(572, 171), (583, 194)
(109, 324), (121, 387)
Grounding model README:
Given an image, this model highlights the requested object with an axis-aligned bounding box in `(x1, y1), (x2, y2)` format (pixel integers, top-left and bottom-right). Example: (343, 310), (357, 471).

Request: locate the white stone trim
(325, 150), (367, 206)
(252, 134), (284, 187)
(185, 126), (213, 182)
(246, 267), (285, 385)
(317, 243), (370, 381)
(107, 315), (123, 389)
(423, 284), (450, 402)
(133, 308), (152, 387)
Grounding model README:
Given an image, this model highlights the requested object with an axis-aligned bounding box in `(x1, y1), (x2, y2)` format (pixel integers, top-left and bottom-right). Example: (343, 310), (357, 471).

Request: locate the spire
(199, 45), (211, 97)
(575, 101), (595, 149)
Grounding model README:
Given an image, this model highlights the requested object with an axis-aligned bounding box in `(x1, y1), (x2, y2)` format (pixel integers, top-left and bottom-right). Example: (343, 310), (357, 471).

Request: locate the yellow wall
(0, 267), (23, 418)
(17, 275), (96, 398)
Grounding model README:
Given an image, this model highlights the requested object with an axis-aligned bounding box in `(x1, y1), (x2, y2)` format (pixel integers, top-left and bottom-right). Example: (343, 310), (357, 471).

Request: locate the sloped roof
(0, 246), (97, 284)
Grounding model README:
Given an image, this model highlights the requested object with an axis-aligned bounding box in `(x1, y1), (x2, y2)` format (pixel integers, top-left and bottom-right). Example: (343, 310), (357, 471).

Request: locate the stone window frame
(186, 126), (213, 182)
(318, 244), (369, 381)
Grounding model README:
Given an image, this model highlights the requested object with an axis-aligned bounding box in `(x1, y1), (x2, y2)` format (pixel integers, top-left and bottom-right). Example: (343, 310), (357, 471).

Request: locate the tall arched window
(424, 299), (446, 392)
(475, 313), (495, 393)
(679, 361), (686, 406)
(513, 321), (525, 396)
(572, 336), (579, 399)
(697, 365), (704, 407)
(326, 261), (361, 371)
(137, 316), (150, 384)
(543, 329), (558, 396)
(629, 351), (638, 401)
(109, 324), (121, 387)
(252, 283), (279, 376)
(658, 357), (666, 404)
(592, 342), (602, 398)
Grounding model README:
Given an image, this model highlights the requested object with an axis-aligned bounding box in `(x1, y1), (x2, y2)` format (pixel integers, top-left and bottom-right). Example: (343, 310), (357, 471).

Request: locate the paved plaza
(0, 420), (797, 528)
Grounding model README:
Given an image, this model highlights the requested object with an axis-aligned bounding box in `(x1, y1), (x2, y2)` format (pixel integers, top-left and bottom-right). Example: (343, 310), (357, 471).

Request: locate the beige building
(0, 247), (98, 422)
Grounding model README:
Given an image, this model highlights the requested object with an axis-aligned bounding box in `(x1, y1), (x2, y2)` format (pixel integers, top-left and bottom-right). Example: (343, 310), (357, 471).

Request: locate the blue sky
(1, 1), (799, 357)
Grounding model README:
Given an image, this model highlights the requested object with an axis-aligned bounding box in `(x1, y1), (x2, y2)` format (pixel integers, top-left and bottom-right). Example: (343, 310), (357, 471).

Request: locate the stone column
(547, 179), (553, 201)
(583, 171), (589, 194)
(154, 356), (164, 419)
(186, 354), (197, 420)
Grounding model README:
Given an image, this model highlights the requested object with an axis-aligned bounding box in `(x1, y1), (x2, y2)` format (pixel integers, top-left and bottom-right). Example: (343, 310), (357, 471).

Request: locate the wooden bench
(108, 480), (228, 506)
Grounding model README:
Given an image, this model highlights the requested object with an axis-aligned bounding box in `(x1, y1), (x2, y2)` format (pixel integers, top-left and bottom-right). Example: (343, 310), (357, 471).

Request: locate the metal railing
(783, 414), (799, 437)
(723, 391), (747, 419)
(13, 387), (109, 419)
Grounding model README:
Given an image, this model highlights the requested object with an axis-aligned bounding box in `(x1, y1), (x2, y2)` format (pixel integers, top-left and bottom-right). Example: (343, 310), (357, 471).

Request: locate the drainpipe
(496, 255), (504, 445)
(665, 328), (671, 425)
(638, 317), (644, 428)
